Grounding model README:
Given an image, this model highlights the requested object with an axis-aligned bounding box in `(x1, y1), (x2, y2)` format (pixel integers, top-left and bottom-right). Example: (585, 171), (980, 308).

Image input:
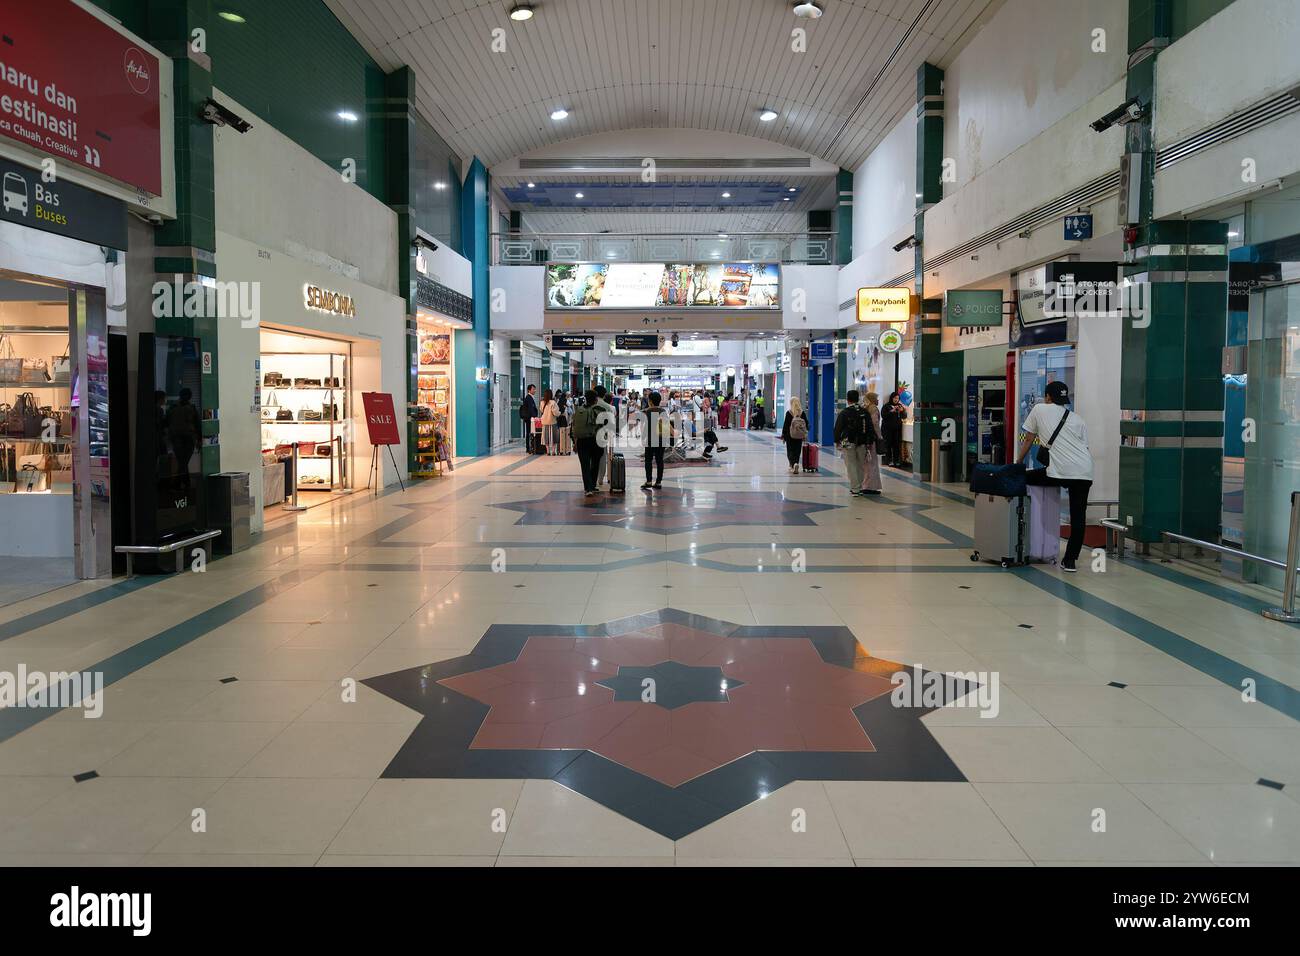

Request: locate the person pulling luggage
(1016, 380), (1093, 572)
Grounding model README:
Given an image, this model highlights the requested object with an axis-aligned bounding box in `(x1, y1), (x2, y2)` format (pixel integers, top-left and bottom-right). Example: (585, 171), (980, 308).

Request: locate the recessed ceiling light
(574, 192), (584, 199)
(433, 181), (447, 190)
(758, 109), (778, 122)
(217, 11), (246, 23)
(788, 187), (798, 192)
(550, 108), (569, 120)
(337, 110), (358, 122)
(792, 1), (824, 19)
(782, 197), (791, 201)
(721, 191), (732, 198)
(509, 2), (535, 20)
(526, 182), (536, 188)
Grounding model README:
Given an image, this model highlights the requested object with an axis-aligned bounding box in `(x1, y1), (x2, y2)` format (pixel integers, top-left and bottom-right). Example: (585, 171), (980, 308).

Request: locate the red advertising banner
(0, 0), (163, 195)
(361, 392), (401, 446)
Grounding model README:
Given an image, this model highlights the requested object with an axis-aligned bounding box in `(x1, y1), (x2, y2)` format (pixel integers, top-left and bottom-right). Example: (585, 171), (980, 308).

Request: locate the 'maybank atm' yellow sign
(855, 287), (912, 324)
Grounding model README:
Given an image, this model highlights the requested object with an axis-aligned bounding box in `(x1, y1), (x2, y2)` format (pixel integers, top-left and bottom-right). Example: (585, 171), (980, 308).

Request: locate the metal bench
(115, 530), (222, 577)
(1100, 519), (1127, 559)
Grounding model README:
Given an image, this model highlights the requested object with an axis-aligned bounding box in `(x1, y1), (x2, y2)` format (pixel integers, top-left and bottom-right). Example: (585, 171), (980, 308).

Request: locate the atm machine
(966, 375), (1006, 475)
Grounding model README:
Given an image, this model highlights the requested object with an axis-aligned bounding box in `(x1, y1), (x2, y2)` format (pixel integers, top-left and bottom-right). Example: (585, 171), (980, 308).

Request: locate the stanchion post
(282, 444), (307, 513)
(1263, 490), (1300, 623)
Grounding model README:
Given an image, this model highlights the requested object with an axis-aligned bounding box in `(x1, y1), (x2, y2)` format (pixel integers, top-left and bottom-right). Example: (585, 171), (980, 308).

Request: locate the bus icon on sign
(3, 172), (28, 216)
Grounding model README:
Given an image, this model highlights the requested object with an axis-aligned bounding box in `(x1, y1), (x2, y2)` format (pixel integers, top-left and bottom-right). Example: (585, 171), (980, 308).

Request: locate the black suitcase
(609, 452), (626, 494)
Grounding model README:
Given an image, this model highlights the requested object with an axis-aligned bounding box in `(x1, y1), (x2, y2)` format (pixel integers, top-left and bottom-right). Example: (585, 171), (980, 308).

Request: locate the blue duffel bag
(969, 462), (1027, 497)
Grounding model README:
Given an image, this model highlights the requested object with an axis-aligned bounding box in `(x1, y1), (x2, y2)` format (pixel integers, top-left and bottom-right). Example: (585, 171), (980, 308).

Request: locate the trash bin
(207, 471), (252, 554)
(929, 440), (956, 484)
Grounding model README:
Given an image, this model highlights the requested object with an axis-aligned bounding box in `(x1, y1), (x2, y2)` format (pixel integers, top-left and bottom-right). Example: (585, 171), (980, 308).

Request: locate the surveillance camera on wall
(892, 235), (918, 252)
(200, 98), (252, 133)
(1090, 97), (1144, 132)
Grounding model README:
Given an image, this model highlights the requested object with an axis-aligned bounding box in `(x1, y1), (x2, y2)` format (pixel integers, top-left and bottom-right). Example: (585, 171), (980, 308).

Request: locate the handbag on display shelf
(322, 402), (338, 421)
(264, 372), (285, 387)
(16, 454), (50, 493)
(296, 441), (317, 456)
(12, 393), (43, 438)
(20, 359), (51, 383)
(294, 377), (321, 388)
(315, 442), (333, 457)
(298, 408), (322, 421)
(273, 443), (294, 460)
(0, 336), (20, 381)
(275, 408), (294, 421)
(51, 346), (70, 382)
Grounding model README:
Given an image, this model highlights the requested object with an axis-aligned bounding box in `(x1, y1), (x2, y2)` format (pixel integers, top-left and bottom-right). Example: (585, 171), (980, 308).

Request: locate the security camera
(200, 98), (252, 133)
(671, 333), (679, 347)
(1090, 97), (1144, 132)
(892, 235), (918, 252)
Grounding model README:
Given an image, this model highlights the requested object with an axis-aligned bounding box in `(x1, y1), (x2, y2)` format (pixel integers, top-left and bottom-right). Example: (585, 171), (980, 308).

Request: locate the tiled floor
(1, 429), (1298, 866)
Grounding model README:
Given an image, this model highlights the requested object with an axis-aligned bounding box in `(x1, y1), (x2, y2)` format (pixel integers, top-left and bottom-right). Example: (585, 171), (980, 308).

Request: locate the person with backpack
(1016, 380), (1094, 572)
(640, 391), (670, 490)
(781, 396), (809, 474)
(833, 389), (876, 497)
(571, 389), (604, 496)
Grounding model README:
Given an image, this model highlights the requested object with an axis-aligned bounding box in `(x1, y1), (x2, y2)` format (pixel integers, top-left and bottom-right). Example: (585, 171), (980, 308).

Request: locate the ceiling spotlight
(792, 1), (824, 18)
(788, 187), (797, 192)
(574, 192), (584, 199)
(782, 197), (791, 202)
(218, 11), (246, 23)
(509, 2), (535, 20)
(526, 182), (536, 188)
(433, 181), (447, 190)
(758, 109), (778, 122)
(721, 191), (731, 198)
(337, 110), (358, 122)
(550, 107), (569, 120)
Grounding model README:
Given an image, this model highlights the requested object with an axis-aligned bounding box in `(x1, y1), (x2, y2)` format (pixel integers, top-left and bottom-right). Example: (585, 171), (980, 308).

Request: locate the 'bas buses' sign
(856, 287), (911, 323)
(304, 284), (356, 317)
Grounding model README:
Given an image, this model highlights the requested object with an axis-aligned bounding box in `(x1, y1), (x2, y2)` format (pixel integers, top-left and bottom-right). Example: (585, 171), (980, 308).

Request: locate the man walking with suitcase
(1016, 380), (1093, 572)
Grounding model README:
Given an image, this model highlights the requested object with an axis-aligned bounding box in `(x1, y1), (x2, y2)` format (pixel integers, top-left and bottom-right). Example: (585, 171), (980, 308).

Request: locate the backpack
(571, 405), (599, 439)
(789, 414), (808, 441)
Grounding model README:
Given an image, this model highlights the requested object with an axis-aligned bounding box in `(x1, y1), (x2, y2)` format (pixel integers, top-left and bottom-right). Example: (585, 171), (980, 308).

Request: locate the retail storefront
(0, 1), (170, 582)
(215, 232), (407, 530)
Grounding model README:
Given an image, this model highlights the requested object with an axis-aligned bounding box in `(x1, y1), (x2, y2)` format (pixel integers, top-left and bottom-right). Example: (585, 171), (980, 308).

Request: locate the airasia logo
(123, 47), (152, 95)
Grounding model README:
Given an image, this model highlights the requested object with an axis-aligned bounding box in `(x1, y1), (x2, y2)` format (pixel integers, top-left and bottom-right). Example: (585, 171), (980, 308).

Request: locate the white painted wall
(417, 238), (472, 298)
(1153, 0), (1300, 219)
(781, 265), (840, 331)
(851, 112), (917, 258)
(1075, 315), (1123, 513)
(213, 89), (398, 294)
(942, 0), (1128, 195)
(488, 266), (546, 331)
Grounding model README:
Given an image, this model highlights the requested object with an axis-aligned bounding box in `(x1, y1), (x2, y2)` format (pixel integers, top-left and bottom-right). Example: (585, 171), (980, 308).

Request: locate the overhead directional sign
(809, 341), (834, 361)
(1064, 214), (1093, 241)
(550, 333), (594, 350)
(614, 333), (660, 351)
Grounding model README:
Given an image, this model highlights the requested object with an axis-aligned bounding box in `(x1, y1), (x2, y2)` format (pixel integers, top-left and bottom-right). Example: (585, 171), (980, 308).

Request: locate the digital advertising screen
(545, 262), (780, 310)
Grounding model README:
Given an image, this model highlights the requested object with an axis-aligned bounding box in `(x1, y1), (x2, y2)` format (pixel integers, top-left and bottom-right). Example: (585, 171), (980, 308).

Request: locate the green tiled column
(1119, 221), (1228, 542)
(540, 347), (551, 394)
(834, 328), (849, 413)
(911, 63), (961, 479)
(144, 0), (221, 475)
(836, 168), (853, 266)
(510, 340), (523, 439)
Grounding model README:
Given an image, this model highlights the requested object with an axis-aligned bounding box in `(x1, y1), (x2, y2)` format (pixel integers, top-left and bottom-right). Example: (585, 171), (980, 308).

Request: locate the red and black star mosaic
(491, 489), (837, 534)
(362, 609), (974, 839)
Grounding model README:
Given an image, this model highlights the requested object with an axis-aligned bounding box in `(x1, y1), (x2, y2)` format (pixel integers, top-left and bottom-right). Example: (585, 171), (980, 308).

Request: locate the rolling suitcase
(971, 493), (1025, 567)
(1025, 484), (1061, 564)
(558, 427), (572, 455)
(802, 443), (819, 471)
(609, 452), (626, 494)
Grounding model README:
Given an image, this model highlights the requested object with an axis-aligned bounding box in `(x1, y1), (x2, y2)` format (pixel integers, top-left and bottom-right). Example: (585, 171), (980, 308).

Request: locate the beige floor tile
(975, 783), (1207, 862)
(501, 780), (673, 858)
(676, 781), (851, 860)
(327, 779), (522, 856)
(100, 721), (286, 777)
(928, 726), (1112, 783)
(151, 778), (373, 856)
(237, 721), (415, 778)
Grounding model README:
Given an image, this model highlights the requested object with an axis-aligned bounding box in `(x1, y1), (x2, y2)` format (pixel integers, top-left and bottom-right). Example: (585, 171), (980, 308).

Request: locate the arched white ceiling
(324, 0), (1002, 170)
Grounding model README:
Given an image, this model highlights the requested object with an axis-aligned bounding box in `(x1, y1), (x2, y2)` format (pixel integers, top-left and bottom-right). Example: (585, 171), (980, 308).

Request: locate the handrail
(115, 529), (222, 576)
(1159, 530), (1288, 572)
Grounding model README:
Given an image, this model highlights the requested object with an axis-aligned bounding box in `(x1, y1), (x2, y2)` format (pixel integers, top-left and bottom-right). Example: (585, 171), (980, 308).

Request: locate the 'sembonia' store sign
(304, 284), (356, 317)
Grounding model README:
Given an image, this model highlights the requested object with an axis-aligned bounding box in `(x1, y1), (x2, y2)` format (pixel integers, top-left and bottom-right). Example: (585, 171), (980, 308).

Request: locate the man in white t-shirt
(1016, 380), (1094, 572)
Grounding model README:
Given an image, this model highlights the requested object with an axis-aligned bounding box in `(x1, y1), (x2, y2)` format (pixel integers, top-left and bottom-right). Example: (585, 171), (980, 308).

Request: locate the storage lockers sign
(943, 289), (1004, 327)
(0, 0), (163, 196)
